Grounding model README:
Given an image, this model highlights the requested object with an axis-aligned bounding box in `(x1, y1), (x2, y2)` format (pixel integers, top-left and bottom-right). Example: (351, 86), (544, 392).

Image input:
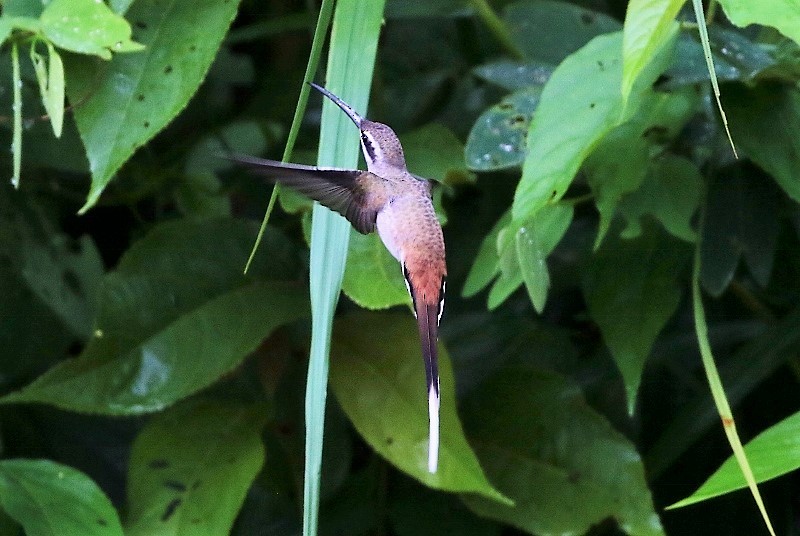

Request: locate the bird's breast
(375, 193), (445, 270)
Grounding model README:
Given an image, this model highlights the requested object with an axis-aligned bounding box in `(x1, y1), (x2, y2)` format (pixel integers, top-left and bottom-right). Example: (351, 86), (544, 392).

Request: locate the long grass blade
(690, 0), (737, 157)
(244, 1), (335, 274)
(303, 1), (386, 535)
(686, 227), (775, 535)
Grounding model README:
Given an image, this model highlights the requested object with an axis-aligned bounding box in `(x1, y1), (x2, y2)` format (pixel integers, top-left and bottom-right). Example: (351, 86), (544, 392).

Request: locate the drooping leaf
(66, 0), (241, 212)
(0, 459), (123, 536)
(515, 204), (574, 312)
(725, 83), (800, 205)
(125, 401), (266, 536)
(40, 0), (144, 59)
(461, 365), (664, 536)
(700, 170), (780, 296)
(619, 154), (704, 243)
(463, 210), (512, 298)
(29, 40), (65, 137)
(0, 219), (306, 414)
(512, 30), (676, 223)
(329, 313), (510, 503)
(465, 87), (542, 171)
(584, 226), (691, 411)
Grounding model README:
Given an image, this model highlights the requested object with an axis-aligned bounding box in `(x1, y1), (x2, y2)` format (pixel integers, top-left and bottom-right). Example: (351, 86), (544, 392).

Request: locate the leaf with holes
(125, 401), (265, 535)
(66, 0), (241, 213)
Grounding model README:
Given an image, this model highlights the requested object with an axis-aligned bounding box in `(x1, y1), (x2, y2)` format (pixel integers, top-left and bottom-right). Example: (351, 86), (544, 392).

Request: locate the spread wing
(225, 154), (387, 234)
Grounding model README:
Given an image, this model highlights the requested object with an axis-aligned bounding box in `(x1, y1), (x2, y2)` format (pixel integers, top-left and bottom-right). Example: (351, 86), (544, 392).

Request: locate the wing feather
(225, 154), (386, 234)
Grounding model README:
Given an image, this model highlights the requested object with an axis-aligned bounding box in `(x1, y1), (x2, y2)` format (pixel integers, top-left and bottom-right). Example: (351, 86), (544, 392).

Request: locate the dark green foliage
(0, 0), (799, 535)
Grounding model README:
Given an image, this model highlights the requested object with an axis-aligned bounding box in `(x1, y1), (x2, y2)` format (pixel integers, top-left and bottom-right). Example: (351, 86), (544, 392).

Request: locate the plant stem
(468, 0), (525, 60)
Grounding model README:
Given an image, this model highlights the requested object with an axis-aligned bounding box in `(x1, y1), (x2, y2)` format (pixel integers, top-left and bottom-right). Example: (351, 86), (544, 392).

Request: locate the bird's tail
(415, 299), (440, 473)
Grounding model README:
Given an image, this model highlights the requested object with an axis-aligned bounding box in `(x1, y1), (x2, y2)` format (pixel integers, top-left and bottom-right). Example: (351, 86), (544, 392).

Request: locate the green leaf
(619, 154), (704, 242)
(0, 459), (123, 536)
(670, 408), (800, 508)
(718, 0), (800, 48)
(472, 60), (553, 91)
(0, 187), (103, 373)
(2, 0), (43, 17)
(725, 83), (800, 205)
(512, 30), (675, 223)
(66, 0), (241, 213)
(583, 227), (690, 411)
(329, 312), (509, 503)
(342, 232), (409, 310)
(125, 401), (265, 535)
(463, 210), (511, 298)
(465, 87), (541, 171)
(30, 40), (65, 138)
(461, 366), (664, 536)
(0, 219), (306, 414)
(585, 127), (649, 249)
(40, 0), (144, 59)
(504, 0), (621, 64)
(516, 204), (574, 312)
(622, 0), (684, 103)
(700, 170), (780, 296)
(401, 123), (472, 185)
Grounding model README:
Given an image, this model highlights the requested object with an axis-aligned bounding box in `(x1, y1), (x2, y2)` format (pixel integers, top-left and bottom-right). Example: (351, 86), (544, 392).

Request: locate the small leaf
(125, 401), (265, 535)
(619, 154), (704, 243)
(465, 87), (541, 171)
(66, 0), (241, 213)
(622, 0), (683, 103)
(670, 408), (800, 508)
(472, 60), (553, 91)
(461, 366), (665, 536)
(40, 0), (144, 59)
(30, 40), (65, 138)
(584, 227), (690, 411)
(463, 210), (512, 298)
(515, 204), (574, 312)
(0, 219), (306, 414)
(329, 313), (510, 503)
(0, 459), (124, 536)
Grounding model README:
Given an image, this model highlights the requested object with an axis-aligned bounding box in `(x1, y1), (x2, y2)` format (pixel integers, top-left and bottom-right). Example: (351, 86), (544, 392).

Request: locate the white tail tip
(428, 385), (440, 473)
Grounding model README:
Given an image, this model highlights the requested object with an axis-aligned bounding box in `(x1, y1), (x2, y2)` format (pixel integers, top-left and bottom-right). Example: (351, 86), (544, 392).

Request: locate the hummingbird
(228, 83), (447, 474)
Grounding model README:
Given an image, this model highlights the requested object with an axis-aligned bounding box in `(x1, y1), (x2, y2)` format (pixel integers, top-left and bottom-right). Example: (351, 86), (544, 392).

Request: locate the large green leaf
(670, 408), (800, 508)
(125, 401), (265, 535)
(461, 366), (664, 536)
(584, 227), (690, 411)
(40, 0), (143, 59)
(504, 0), (621, 64)
(718, 0), (800, 48)
(725, 83), (800, 205)
(0, 187), (103, 377)
(402, 123), (471, 185)
(622, 0), (684, 103)
(512, 30), (675, 223)
(342, 232), (409, 310)
(0, 459), (123, 536)
(329, 313), (509, 503)
(0, 219), (306, 414)
(66, 0), (241, 212)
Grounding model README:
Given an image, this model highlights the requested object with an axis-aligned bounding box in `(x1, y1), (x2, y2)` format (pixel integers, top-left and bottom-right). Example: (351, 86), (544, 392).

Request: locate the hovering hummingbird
(228, 83), (447, 473)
